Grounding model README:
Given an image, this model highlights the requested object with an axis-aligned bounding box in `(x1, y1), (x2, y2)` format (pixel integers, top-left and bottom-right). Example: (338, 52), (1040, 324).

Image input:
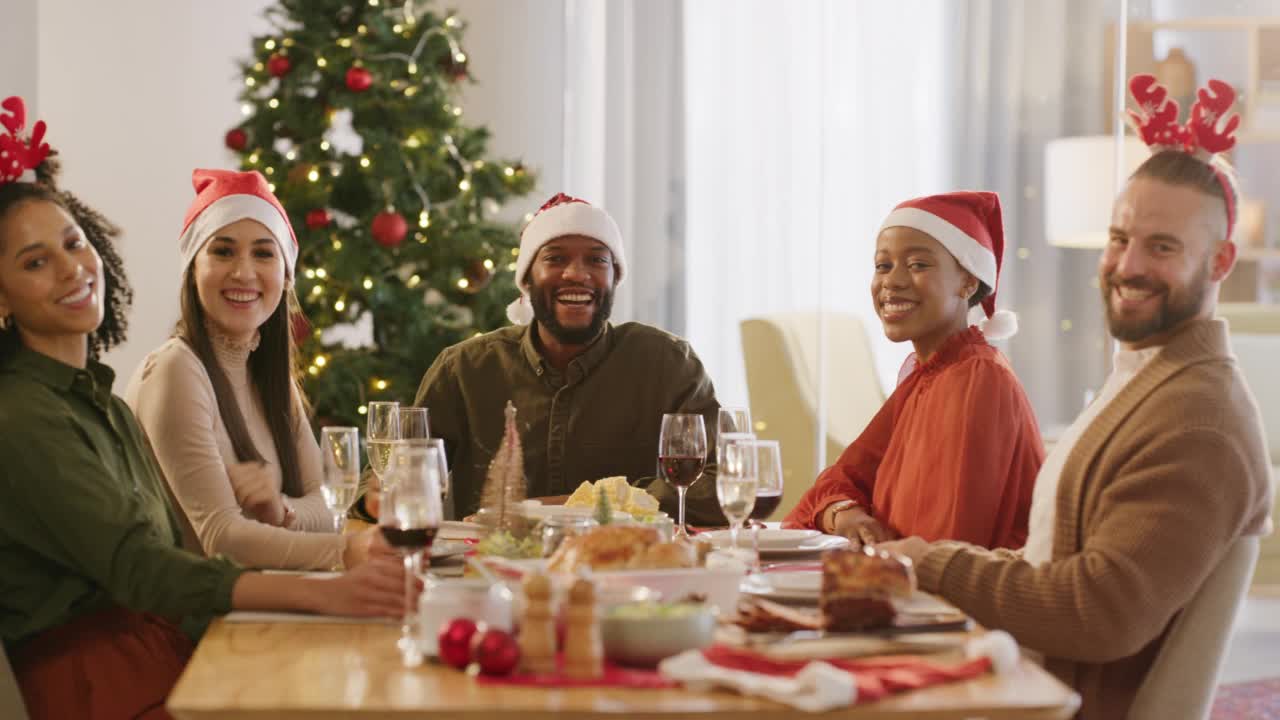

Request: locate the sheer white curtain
(683, 1), (950, 407)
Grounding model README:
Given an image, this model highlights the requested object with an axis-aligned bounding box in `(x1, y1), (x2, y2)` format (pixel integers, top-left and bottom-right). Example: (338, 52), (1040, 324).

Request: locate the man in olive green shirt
(369, 192), (726, 524)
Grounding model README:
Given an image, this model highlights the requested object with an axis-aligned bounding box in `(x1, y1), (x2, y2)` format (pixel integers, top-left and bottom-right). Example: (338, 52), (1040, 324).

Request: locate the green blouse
(0, 345), (245, 646)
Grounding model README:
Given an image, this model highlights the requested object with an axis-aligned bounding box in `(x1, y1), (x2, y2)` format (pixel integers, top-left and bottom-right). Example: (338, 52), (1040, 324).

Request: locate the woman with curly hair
(0, 97), (404, 720)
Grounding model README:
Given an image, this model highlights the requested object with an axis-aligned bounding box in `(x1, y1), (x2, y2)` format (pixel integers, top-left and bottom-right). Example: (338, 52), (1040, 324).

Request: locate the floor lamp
(1043, 135), (1146, 405)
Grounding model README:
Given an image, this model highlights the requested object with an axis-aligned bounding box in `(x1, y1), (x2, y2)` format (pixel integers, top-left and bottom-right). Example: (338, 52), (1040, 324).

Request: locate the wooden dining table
(167, 617), (1080, 719)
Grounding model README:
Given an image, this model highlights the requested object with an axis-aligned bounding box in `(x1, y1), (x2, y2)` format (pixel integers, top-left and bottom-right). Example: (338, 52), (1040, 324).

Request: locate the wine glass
(366, 401), (400, 497)
(717, 406), (753, 441)
(319, 426), (360, 533)
(428, 437), (450, 501)
(399, 406), (430, 445)
(658, 413), (708, 539)
(380, 444), (444, 667)
(717, 437), (758, 559)
(747, 440), (784, 569)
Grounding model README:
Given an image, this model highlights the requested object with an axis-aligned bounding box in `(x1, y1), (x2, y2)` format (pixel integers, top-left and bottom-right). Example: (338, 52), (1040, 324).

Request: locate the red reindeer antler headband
(1126, 74), (1239, 240)
(0, 96), (51, 186)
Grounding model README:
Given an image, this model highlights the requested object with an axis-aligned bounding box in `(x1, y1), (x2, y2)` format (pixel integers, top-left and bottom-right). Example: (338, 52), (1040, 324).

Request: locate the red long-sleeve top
(784, 327), (1042, 549)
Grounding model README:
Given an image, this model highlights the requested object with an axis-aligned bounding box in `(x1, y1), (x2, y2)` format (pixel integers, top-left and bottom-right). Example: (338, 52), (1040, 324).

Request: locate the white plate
(740, 570), (821, 601)
(704, 528), (820, 550)
(753, 534), (851, 558)
(430, 539), (471, 559)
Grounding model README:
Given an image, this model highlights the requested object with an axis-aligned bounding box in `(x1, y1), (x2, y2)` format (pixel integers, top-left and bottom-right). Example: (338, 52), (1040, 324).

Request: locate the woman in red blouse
(784, 192), (1042, 550)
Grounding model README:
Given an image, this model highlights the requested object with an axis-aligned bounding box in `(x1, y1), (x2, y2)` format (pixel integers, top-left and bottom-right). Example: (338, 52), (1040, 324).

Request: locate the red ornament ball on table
(345, 66), (373, 92)
(438, 618), (478, 670)
(371, 210), (408, 248)
(224, 128), (248, 152)
(305, 208), (332, 230)
(267, 53), (292, 78)
(470, 628), (520, 676)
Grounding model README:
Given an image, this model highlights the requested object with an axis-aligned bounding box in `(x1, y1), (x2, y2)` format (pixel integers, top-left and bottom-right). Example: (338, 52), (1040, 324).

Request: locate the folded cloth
(476, 655), (678, 689)
(658, 631), (1018, 712)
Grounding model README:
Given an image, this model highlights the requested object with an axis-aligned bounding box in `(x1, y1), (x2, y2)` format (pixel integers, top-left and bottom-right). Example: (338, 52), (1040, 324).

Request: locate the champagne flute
(366, 401), (400, 498)
(380, 444), (444, 667)
(319, 426), (360, 533)
(717, 437), (758, 558)
(658, 413), (708, 539)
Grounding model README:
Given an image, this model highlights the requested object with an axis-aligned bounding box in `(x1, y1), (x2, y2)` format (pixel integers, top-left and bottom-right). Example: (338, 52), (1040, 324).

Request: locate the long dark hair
(0, 153), (132, 364)
(175, 263), (306, 498)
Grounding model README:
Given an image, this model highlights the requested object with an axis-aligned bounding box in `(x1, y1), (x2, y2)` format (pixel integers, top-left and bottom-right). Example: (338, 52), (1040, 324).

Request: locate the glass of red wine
(658, 413), (708, 539)
(748, 440), (784, 570)
(380, 444), (444, 667)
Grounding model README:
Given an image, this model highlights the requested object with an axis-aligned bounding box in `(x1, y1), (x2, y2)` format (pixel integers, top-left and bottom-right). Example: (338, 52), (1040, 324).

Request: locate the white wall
(0, 0), (39, 105)
(31, 0), (273, 382)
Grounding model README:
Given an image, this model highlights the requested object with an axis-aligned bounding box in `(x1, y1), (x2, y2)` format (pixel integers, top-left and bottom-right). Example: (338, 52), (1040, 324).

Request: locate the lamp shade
(1044, 135), (1147, 248)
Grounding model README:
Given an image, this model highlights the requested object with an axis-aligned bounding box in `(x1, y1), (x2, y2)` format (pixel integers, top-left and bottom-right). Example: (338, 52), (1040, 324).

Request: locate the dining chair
(739, 312), (885, 515)
(1128, 535), (1260, 720)
(0, 643), (30, 720)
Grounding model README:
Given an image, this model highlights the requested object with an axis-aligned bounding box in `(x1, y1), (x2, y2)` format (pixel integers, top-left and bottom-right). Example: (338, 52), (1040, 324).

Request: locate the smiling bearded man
(354, 193), (727, 525)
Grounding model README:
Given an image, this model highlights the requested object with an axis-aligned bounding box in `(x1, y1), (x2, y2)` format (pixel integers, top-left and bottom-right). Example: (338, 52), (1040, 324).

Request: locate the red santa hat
(878, 191), (1018, 340)
(506, 192), (626, 325)
(177, 169), (298, 277)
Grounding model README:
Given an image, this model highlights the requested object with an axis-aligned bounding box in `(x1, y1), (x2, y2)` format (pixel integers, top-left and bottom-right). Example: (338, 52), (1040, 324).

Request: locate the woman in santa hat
(125, 168), (387, 571)
(0, 97), (403, 719)
(784, 191), (1042, 550)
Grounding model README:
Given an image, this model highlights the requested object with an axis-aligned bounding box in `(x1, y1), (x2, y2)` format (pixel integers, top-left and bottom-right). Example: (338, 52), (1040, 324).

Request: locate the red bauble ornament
(371, 210), (408, 248)
(267, 53), (292, 78)
(305, 208), (332, 230)
(224, 128), (248, 152)
(289, 312), (312, 345)
(470, 628), (520, 676)
(438, 618), (478, 670)
(345, 66), (373, 92)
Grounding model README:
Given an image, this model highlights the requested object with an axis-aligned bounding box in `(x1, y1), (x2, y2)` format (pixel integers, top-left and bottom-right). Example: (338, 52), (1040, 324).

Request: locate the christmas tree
(225, 0), (535, 427)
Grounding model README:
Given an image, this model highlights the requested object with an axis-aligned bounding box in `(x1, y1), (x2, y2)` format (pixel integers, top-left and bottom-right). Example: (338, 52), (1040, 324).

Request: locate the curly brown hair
(0, 151), (133, 363)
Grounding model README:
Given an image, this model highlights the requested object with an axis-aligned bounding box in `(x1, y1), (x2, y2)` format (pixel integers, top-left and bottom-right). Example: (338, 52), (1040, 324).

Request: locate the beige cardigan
(917, 318), (1273, 720)
(125, 337), (345, 570)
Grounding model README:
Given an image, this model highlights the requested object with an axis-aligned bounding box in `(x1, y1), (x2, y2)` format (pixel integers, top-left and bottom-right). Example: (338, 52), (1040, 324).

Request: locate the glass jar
(540, 512), (598, 557)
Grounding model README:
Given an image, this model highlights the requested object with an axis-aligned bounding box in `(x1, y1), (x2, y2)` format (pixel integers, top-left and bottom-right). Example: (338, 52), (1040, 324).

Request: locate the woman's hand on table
(227, 461), (288, 527)
(318, 553), (410, 618)
(875, 536), (930, 566)
(342, 525), (396, 568)
(830, 507), (896, 549)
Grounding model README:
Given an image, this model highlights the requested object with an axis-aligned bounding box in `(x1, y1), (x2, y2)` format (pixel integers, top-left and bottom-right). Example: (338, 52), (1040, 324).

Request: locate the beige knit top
(125, 334), (344, 570)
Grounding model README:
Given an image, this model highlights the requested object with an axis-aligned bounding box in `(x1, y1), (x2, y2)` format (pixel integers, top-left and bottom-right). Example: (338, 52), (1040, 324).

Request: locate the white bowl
(592, 566), (744, 614)
(601, 604), (717, 667)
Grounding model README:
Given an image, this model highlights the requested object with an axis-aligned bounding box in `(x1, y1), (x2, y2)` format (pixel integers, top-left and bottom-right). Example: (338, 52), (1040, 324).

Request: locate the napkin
(658, 630), (1018, 712)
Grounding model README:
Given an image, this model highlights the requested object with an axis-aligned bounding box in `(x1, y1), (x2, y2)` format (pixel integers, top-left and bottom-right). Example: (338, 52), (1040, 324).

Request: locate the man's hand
(227, 461), (288, 526)
(875, 536), (931, 567)
(831, 507), (896, 549)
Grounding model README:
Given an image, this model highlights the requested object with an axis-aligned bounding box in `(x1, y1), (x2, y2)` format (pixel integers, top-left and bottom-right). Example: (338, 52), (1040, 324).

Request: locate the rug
(1212, 677), (1280, 720)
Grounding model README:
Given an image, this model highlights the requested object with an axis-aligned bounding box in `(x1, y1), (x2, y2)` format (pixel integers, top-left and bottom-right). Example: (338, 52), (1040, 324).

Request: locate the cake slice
(819, 547), (914, 631)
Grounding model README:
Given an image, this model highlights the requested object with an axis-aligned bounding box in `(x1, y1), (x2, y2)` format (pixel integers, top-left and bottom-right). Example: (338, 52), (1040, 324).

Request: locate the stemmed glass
(399, 407), (430, 446)
(658, 413), (708, 539)
(718, 406), (753, 442)
(319, 426), (360, 533)
(380, 444), (444, 667)
(366, 401), (400, 499)
(747, 440), (784, 568)
(428, 437), (450, 502)
(717, 437), (758, 559)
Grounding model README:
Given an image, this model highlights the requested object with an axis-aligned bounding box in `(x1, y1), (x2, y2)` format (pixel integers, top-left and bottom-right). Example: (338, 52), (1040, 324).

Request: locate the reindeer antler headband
(1126, 74), (1240, 240)
(0, 96), (51, 186)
